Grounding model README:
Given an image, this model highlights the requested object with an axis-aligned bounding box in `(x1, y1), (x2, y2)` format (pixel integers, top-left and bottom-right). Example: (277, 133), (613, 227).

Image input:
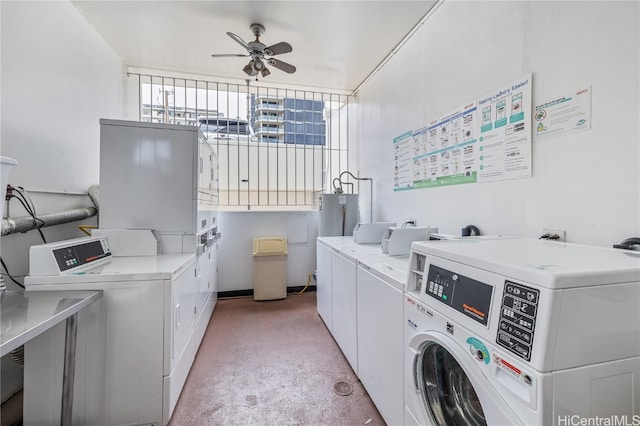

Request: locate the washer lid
(358, 255), (409, 291)
(412, 238), (640, 289)
(25, 253), (196, 285)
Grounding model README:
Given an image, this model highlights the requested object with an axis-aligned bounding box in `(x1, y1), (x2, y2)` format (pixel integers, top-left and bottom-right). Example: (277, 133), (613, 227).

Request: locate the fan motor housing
(250, 23), (265, 38)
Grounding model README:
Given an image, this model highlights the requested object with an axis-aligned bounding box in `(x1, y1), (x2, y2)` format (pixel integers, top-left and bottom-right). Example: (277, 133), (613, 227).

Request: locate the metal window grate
(129, 73), (353, 211)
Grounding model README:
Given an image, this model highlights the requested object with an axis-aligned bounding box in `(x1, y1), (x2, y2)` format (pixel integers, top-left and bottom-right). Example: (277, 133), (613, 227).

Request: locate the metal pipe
(1, 207), (97, 236)
(337, 171), (373, 223)
(87, 185), (100, 211)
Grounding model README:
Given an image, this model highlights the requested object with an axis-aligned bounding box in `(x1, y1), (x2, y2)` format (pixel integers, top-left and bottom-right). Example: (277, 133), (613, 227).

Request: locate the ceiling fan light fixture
(243, 60), (258, 76)
(253, 59), (264, 71)
(211, 23), (296, 78)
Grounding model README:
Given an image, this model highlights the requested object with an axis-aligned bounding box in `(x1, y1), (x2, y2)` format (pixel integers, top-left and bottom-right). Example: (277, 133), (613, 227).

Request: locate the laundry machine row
(404, 238), (640, 426)
(316, 236), (410, 425)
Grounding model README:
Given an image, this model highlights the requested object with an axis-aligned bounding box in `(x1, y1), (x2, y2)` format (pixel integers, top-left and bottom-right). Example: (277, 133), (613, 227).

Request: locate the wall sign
(534, 86), (591, 139)
(393, 74), (532, 190)
(393, 130), (415, 190)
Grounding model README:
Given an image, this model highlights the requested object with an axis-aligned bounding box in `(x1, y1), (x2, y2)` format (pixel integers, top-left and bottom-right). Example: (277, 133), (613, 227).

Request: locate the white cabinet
(316, 240), (333, 331)
(331, 250), (358, 374)
(356, 262), (404, 425)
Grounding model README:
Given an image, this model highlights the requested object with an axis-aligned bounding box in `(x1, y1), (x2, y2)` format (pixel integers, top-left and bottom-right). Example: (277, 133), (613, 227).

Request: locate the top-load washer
(357, 254), (409, 425)
(23, 236), (197, 426)
(404, 238), (640, 426)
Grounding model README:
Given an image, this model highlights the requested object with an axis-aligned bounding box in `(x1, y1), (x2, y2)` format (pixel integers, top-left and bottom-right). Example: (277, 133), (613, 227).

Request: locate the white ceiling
(72, 1), (438, 93)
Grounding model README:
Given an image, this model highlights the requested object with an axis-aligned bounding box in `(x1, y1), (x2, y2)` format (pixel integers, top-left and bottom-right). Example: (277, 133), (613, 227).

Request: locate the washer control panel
(425, 264), (493, 326)
(496, 281), (539, 361)
(29, 235), (112, 276)
(53, 238), (111, 273)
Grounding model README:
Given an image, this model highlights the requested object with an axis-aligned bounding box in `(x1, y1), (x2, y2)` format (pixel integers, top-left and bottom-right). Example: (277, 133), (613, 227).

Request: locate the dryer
(404, 238), (640, 426)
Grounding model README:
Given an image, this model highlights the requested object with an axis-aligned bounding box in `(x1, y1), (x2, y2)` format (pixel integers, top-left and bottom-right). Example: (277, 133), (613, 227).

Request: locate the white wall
(355, 1), (639, 247)
(217, 211), (318, 292)
(0, 0), (124, 408)
(0, 0), (124, 278)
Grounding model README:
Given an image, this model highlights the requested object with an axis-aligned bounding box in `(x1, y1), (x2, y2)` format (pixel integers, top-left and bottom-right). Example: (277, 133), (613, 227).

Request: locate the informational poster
(393, 130), (415, 190)
(393, 74), (532, 191)
(410, 102), (478, 189)
(534, 86), (591, 139)
(476, 75), (532, 182)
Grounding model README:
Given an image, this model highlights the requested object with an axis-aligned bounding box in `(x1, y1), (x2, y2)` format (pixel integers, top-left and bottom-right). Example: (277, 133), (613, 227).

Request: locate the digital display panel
(425, 265), (493, 326)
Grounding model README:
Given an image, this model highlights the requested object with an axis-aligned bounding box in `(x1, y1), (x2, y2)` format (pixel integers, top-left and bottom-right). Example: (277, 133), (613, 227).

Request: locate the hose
(78, 225), (97, 236)
(295, 273), (314, 295)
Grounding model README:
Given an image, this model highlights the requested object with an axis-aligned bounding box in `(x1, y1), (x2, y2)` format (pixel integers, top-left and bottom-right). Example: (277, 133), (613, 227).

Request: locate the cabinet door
(170, 263), (196, 373)
(197, 247), (211, 314)
(210, 241), (218, 305)
(357, 265), (404, 425)
(331, 250), (358, 373)
(316, 241), (332, 331)
(99, 122), (198, 233)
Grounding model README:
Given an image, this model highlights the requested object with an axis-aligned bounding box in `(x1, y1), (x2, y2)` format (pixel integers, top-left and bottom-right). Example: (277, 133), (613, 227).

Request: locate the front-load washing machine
(404, 292), (523, 425)
(404, 238), (640, 426)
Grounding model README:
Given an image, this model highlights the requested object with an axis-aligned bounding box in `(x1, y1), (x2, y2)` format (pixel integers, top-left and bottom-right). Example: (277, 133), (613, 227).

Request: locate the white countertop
(0, 290), (102, 357)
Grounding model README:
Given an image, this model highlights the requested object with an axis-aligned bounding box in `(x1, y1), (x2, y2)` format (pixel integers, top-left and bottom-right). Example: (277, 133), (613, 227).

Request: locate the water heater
(318, 193), (358, 237)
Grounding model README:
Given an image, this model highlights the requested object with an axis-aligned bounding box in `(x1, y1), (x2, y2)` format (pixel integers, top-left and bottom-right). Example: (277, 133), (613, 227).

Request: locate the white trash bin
(252, 237), (288, 301)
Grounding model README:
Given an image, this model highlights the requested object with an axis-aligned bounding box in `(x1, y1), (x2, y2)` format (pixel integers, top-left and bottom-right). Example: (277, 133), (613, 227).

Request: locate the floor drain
(333, 381), (353, 396)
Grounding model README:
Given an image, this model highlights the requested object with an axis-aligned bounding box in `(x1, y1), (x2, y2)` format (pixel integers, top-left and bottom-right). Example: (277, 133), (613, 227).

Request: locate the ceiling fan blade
(226, 32), (250, 50)
(267, 58), (296, 74)
(264, 41), (292, 56)
(211, 53), (249, 58)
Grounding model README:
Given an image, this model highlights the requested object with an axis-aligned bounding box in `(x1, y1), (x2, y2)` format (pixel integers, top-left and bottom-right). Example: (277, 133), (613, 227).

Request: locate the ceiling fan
(211, 23), (296, 78)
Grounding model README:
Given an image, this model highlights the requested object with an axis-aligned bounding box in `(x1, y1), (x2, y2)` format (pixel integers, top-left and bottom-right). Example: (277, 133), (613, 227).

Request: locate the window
(129, 73), (353, 211)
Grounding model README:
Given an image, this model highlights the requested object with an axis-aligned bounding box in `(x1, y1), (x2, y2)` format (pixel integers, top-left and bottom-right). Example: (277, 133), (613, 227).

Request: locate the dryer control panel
(425, 265), (493, 326)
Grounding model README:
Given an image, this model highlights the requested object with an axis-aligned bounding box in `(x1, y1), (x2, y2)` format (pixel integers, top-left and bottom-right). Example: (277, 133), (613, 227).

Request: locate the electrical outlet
(542, 228), (566, 242)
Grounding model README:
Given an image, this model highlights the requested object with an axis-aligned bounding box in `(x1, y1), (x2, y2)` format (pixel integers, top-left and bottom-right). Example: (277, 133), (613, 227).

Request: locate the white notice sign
(534, 87), (592, 139)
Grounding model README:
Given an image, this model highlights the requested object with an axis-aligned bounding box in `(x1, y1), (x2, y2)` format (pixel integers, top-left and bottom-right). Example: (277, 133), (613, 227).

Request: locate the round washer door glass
(417, 342), (486, 426)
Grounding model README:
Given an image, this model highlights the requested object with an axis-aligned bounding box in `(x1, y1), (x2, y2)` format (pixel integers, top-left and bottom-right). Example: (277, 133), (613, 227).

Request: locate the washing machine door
(409, 331), (522, 426)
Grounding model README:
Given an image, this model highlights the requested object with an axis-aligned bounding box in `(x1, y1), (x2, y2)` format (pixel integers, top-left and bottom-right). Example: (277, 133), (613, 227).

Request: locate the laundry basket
(252, 237), (288, 301)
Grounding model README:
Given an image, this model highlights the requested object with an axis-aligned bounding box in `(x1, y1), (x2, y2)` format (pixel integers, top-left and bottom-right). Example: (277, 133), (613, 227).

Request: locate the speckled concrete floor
(168, 292), (385, 426)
